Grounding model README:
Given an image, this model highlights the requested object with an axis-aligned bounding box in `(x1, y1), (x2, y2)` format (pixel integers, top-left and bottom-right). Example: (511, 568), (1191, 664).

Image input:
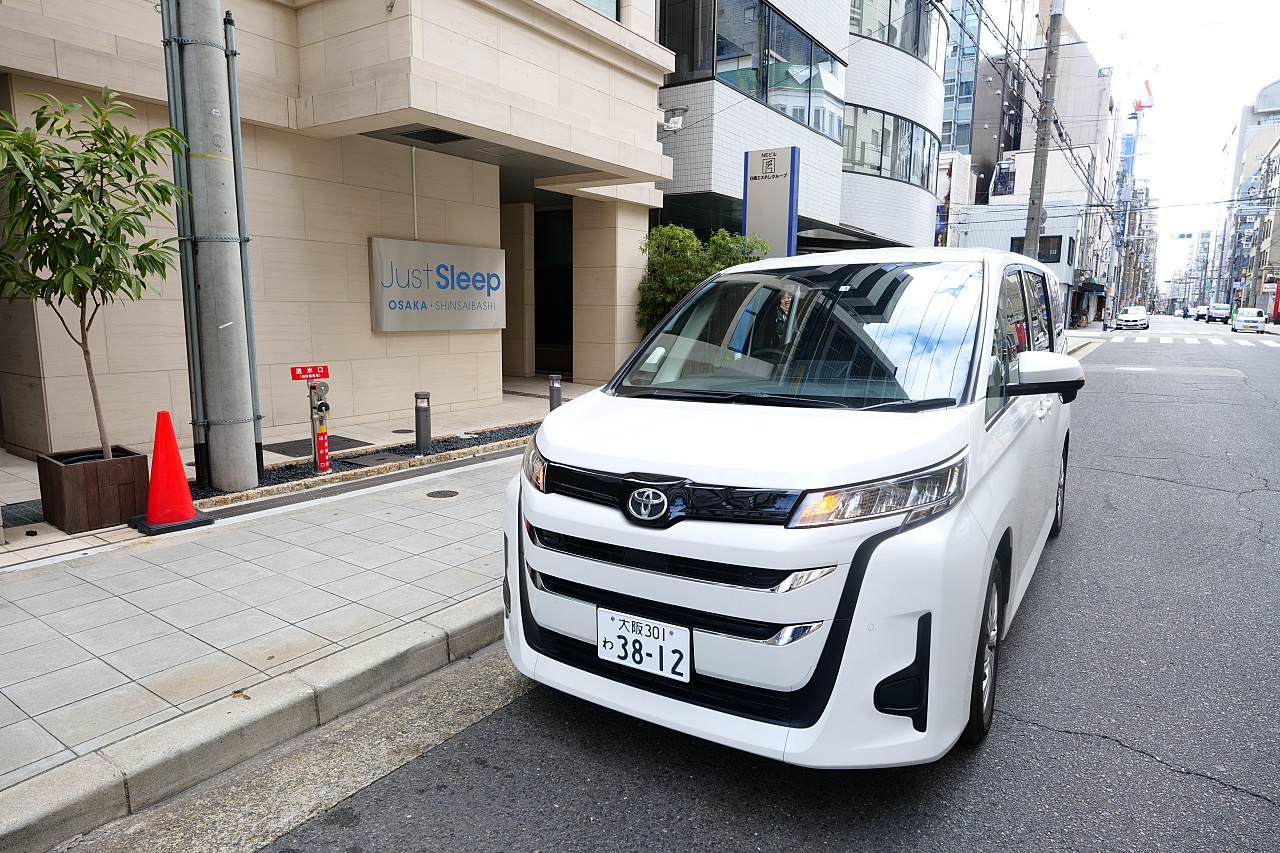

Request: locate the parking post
(415, 391), (432, 456)
(549, 375), (562, 411)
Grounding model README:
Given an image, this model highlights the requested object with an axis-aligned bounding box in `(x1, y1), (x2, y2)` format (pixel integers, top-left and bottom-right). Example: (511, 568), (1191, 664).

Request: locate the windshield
(614, 261), (984, 409)
(1119, 306), (1144, 315)
(1239, 308), (1263, 317)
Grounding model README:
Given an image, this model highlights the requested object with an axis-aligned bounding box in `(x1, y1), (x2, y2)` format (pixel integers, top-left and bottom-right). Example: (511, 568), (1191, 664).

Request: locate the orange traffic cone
(129, 411), (213, 536)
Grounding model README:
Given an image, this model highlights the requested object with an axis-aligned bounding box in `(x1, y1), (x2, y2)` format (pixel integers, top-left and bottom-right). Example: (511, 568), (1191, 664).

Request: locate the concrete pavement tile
(252, 517), (313, 536)
(382, 530), (452, 554)
(0, 747), (76, 790)
(338, 543), (414, 570)
(0, 719), (67, 775)
(120, 578), (209, 610)
(223, 625), (331, 670)
(471, 510), (505, 529)
(297, 602), (394, 643)
(63, 553), (153, 581)
(4, 658), (129, 716)
(186, 609), (288, 648)
(250, 547), (325, 572)
(432, 496), (505, 520)
(223, 574), (313, 607)
(0, 637), (93, 687)
(189, 527), (266, 550)
(280, 559), (363, 586)
(218, 537), (297, 561)
(0, 601), (28, 627)
(303, 536), (367, 558)
(262, 645), (341, 677)
(256, 588), (348, 623)
(34, 683), (173, 750)
(461, 529), (504, 551)
(163, 550), (242, 577)
(374, 555), (451, 583)
(69, 613), (178, 656)
(40, 597), (146, 635)
(359, 584), (445, 618)
(0, 692), (22, 727)
(138, 652), (261, 705)
(320, 571), (402, 601)
(273, 525), (347, 546)
(360, 504), (423, 523)
(190, 562), (276, 590)
(174, 671), (268, 712)
(424, 519), (492, 542)
(0, 568), (83, 601)
(325, 514), (378, 534)
(289, 507), (353, 525)
(335, 620), (403, 648)
(101, 632), (218, 679)
(131, 540), (219, 566)
(70, 706), (182, 756)
(413, 566), (490, 597)
(0, 618), (61, 655)
(350, 522), (419, 544)
(422, 540), (493, 567)
(93, 565), (185, 595)
(15, 582), (113, 617)
(401, 599), (452, 621)
(151, 592), (247, 630)
(458, 550), (504, 579)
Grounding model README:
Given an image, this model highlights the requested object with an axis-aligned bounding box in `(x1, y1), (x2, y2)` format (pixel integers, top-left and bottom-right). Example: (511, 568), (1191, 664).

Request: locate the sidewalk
(0, 375), (594, 568)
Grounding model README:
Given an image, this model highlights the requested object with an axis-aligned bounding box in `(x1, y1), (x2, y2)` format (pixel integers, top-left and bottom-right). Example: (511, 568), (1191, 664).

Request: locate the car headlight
(522, 439), (548, 492)
(788, 453), (967, 528)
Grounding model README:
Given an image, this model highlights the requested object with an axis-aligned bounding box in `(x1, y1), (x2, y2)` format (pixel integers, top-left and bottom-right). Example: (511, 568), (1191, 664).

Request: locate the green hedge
(635, 225), (768, 332)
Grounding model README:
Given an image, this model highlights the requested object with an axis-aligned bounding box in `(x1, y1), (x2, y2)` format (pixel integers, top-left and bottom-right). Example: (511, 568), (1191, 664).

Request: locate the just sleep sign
(369, 237), (507, 332)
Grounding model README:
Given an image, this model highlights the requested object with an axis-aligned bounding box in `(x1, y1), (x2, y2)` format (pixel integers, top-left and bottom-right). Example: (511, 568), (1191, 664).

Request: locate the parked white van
(503, 249), (1084, 768)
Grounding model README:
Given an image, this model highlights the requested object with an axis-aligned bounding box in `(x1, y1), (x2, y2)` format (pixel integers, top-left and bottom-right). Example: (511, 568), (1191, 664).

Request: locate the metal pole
(415, 392), (432, 455)
(223, 11), (264, 478)
(159, 0), (211, 489)
(1022, 0), (1064, 259)
(549, 375), (562, 411)
(177, 0), (258, 492)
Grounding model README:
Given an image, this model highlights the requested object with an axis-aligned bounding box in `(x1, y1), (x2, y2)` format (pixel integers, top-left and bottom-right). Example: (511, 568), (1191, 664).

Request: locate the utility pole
(1022, 0), (1064, 259)
(161, 0), (260, 492)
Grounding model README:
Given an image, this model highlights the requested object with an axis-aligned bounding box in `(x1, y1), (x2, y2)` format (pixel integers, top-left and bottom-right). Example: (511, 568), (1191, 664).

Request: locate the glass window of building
(842, 105), (939, 191)
(849, 0), (943, 69)
(661, 0), (716, 84)
(716, 0), (761, 96)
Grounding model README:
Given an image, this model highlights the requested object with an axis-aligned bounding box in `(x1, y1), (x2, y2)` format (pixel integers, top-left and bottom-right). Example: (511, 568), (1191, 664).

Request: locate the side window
(1025, 269), (1053, 352)
(986, 268), (1030, 418)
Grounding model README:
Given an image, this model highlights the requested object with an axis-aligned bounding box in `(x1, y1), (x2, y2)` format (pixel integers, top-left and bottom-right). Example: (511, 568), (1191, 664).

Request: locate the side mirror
(1008, 350), (1086, 403)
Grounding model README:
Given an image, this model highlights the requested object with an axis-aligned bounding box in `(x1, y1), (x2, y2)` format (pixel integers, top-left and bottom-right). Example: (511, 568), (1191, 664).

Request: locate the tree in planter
(636, 225), (768, 332)
(0, 89), (185, 461)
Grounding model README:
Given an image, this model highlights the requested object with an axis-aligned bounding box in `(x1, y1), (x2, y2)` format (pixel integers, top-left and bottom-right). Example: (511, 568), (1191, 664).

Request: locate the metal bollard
(549, 375), (562, 411)
(415, 391), (432, 455)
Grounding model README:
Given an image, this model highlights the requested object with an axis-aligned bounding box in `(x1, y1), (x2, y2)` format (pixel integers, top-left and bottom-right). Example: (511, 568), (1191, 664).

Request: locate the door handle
(1035, 396), (1052, 420)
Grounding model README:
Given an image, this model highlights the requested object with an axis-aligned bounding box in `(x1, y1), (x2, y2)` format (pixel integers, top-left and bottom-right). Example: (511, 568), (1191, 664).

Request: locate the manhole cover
(263, 436), (371, 458)
(427, 490), (458, 498)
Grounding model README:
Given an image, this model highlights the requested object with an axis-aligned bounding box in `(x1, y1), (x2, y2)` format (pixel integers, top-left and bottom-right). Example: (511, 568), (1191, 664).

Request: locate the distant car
(1115, 305), (1150, 330)
(1232, 307), (1266, 333)
(1194, 305), (1209, 321)
(1207, 303), (1231, 323)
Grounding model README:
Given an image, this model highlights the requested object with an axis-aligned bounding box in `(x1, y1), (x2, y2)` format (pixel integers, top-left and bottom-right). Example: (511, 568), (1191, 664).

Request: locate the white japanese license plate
(597, 607), (691, 683)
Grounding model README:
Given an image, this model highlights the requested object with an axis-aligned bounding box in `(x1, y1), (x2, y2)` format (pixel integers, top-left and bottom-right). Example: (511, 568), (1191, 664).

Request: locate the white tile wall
(659, 81), (843, 226)
(840, 171), (938, 246)
(846, 41), (944, 133)
(772, 0), (850, 60)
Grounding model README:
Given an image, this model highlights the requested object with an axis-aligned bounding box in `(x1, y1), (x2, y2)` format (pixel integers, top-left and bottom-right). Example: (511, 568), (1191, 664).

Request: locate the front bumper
(501, 474), (991, 768)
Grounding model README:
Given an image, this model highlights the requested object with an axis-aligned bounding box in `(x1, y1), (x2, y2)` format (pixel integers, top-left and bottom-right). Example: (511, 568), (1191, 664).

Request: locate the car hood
(535, 389), (972, 490)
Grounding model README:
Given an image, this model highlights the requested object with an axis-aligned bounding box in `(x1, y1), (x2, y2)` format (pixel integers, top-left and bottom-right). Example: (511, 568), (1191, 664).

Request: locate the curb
(0, 589), (505, 853)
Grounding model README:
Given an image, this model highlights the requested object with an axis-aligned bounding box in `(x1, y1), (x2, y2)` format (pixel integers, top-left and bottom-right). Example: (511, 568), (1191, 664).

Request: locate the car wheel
(1049, 448), (1066, 538)
(959, 560), (1001, 746)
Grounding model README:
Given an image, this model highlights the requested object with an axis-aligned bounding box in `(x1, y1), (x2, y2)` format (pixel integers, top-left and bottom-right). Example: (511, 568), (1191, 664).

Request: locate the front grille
(534, 569), (783, 641)
(545, 463), (801, 528)
(528, 525), (795, 591)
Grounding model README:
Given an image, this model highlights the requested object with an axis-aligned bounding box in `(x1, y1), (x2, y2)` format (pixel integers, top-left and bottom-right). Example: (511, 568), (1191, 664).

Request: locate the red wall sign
(291, 365), (329, 380)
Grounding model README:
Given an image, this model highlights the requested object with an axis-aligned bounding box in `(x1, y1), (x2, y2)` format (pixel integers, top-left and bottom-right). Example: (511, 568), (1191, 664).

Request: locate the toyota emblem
(627, 487), (668, 522)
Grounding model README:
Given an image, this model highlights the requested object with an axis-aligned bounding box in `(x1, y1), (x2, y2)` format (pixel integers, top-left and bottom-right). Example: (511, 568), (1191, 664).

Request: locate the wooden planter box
(37, 446), (150, 534)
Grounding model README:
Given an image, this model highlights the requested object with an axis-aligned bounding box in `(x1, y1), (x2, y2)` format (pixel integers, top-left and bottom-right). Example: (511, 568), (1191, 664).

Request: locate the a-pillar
(572, 198), (648, 385)
(500, 203), (535, 377)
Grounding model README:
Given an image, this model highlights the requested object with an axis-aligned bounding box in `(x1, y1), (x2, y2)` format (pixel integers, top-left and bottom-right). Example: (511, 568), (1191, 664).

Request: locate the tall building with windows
(655, 0), (946, 249)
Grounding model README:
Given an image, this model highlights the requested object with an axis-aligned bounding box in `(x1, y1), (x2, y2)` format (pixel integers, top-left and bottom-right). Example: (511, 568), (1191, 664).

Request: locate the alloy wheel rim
(981, 582), (999, 712)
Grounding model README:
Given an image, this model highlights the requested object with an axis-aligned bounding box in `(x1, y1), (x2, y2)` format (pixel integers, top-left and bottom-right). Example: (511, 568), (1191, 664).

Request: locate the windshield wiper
(623, 389), (848, 408)
(860, 397), (957, 412)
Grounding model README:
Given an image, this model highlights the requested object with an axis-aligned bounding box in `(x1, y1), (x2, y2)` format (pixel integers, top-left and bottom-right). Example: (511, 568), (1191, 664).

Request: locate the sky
(1059, 0), (1280, 287)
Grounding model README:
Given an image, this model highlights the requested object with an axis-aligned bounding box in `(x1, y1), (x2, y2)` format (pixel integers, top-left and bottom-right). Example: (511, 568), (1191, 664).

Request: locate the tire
(959, 560), (1002, 745)
(1049, 448), (1066, 538)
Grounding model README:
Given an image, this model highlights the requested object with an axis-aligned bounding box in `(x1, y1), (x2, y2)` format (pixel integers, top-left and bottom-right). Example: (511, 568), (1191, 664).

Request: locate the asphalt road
(75, 316), (1280, 852)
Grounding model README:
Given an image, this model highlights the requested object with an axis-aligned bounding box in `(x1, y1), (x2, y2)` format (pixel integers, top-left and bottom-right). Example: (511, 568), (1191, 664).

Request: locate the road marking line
(1185, 338), (1200, 344)
(1134, 336), (1149, 343)
(1115, 367), (1157, 371)
(1209, 338), (1226, 345)
(1160, 337), (1173, 343)
(1236, 339), (1256, 346)
(1111, 336), (1126, 342)
(1261, 340), (1280, 347)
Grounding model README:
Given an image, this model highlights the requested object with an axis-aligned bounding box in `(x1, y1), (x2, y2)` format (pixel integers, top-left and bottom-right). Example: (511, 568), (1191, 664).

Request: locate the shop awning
(1077, 277), (1106, 293)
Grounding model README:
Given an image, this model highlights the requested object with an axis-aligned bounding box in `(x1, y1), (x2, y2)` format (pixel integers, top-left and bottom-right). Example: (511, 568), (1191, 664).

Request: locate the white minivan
(503, 249), (1084, 768)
